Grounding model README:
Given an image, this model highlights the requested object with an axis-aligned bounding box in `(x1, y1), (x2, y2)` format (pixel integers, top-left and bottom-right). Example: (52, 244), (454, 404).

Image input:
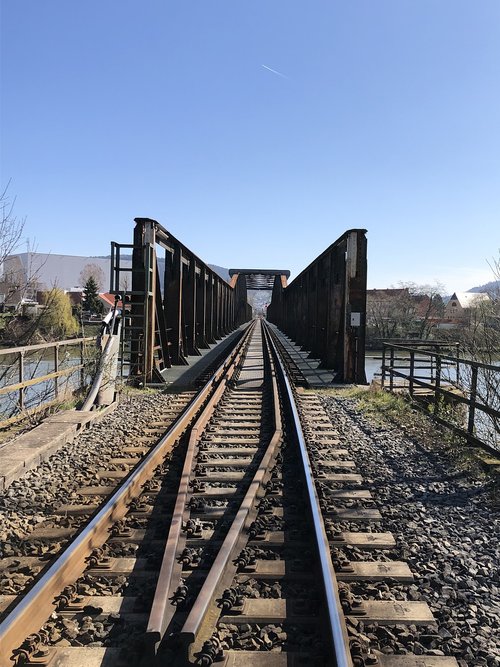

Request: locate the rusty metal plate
(336, 561), (414, 582)
(86, 557), (143, 576)
(349, 601), (434, 624)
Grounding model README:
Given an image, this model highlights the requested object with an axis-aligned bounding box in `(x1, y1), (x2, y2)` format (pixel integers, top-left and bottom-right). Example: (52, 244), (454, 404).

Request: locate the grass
(316, 385), (500, 487)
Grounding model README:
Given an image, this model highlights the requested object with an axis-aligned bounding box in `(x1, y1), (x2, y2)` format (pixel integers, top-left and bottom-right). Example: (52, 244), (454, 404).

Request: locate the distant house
(444, 292), (491, 320)
(0, 252), (132, 307)
(366, 288), (445, 340)
(366, 288), (408, 316)
(99, 293), (124, 314)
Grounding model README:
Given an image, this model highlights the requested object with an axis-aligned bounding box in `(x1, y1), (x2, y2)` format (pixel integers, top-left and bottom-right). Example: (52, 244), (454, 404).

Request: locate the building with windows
(444, 292), (490, 320)
(0, 252), (130, 307)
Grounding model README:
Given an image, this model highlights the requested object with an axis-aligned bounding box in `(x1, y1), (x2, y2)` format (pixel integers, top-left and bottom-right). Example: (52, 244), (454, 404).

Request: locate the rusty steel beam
(267, 229), (367, 384)
(111, 218), (251, 384)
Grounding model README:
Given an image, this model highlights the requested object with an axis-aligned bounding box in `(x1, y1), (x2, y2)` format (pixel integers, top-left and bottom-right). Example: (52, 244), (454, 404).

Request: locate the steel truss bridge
(111, 218), (367, 385)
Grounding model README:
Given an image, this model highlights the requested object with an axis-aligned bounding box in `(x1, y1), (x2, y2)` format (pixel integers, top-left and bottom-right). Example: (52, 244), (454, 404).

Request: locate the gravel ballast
(0, 391), (189, 559)
(319, 390), (499, 666)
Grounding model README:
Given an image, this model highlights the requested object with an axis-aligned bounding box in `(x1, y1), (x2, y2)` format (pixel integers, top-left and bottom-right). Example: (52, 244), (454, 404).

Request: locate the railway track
(0, 320), (461, 666)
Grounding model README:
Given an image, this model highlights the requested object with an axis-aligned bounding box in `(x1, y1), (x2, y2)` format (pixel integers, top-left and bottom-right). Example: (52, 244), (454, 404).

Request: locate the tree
(0, 181), (25, 266)
(0, 182), (29, 306)
(366, 282), (445, 342)
(39, 288), (79, 338)
(82, 276), (104, 315)
(439, 253), (500, 448)
(79, 263), (105, 291)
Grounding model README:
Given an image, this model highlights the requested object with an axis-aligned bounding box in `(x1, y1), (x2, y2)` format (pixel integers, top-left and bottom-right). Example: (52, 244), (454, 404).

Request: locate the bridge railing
(381, 342), (500, 454)
(0, 337), (95, 426)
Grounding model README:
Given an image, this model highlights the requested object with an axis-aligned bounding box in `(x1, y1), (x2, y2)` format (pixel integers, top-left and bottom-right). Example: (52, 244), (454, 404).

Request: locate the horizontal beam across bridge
(229, 269), (290, 291)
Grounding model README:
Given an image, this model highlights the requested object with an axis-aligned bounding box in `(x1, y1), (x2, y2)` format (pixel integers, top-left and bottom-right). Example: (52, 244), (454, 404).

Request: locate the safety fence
(381, 342), (500, 454)
(0, 337), (95, 426)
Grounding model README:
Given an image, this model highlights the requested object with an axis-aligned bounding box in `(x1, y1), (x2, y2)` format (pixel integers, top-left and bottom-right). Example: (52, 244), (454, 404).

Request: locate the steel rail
(145, 351), (247, 649)
(264, 320), (353, 667)
(145, 319), (277, 653)
(0, 322), (255, 667)
(178, 334), (282, 659)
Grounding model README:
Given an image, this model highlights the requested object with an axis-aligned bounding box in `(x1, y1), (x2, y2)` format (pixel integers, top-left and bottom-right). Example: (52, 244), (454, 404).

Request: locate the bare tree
(439, 253), (500, 448)
(79, 263), (106, 291)
(366, 282), (445, 342)
(0, 181), (25, 266)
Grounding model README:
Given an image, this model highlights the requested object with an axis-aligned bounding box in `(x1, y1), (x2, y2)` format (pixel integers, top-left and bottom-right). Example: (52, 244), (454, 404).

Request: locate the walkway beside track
(265, 322), (345, 387)
(236, 321), (264, 389)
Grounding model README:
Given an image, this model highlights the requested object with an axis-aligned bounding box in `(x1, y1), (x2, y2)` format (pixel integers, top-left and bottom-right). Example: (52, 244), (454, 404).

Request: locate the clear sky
(1, 1), (499, 292)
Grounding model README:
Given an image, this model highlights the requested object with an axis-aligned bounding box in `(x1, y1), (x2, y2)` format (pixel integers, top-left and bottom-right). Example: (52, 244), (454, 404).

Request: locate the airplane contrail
(261, 64), (289, 79)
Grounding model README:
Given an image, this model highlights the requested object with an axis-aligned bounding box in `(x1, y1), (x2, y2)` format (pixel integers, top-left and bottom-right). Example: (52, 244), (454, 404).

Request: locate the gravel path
(320, 391), (499, 667)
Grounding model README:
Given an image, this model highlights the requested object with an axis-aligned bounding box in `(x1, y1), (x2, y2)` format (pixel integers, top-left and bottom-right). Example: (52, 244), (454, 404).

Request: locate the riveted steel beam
(111, 219), (251, 384)
(267, 229), (367, 383)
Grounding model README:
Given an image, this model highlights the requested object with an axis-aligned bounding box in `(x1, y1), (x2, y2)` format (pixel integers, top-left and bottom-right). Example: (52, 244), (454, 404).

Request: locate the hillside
(468, 280), (500, 294)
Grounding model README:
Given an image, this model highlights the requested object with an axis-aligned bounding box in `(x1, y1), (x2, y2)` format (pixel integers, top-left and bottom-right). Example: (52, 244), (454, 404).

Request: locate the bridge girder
(111, 218), (251, 384)
(267, 229), (367, 384)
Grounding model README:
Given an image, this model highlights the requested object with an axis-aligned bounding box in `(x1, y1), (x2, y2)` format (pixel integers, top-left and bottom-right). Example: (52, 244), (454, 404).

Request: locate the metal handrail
(381, 342), (500, 454)
(0, 337), (94, 421)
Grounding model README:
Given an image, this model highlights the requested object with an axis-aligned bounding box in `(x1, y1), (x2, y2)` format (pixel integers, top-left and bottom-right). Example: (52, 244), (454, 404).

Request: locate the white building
(444, 291), (491, 320)
(0, 252), (131, 306)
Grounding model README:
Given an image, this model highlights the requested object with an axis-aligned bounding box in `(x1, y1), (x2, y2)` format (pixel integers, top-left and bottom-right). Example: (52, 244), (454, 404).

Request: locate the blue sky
(1, 1), (499, 292)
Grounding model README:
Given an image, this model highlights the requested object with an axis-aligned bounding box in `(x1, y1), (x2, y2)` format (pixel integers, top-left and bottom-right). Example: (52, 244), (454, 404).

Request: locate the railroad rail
(0, 320), (459, 666)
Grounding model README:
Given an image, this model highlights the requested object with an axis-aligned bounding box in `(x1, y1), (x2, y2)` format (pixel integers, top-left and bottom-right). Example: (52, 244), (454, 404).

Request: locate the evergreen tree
(82, 276), (103, 315)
